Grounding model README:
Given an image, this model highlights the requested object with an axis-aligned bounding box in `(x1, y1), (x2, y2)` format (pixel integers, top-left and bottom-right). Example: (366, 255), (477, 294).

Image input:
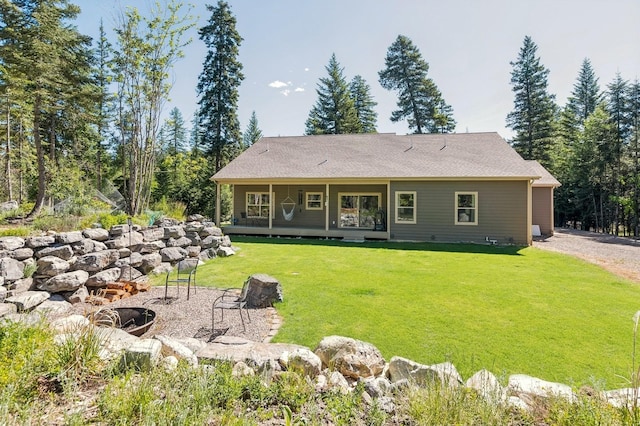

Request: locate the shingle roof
(527, 160), (561, 187)
(212, 132), (543, 182)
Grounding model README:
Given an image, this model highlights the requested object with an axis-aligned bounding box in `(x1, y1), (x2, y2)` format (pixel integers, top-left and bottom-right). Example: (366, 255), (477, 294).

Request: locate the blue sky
(75, 0), (640, 140)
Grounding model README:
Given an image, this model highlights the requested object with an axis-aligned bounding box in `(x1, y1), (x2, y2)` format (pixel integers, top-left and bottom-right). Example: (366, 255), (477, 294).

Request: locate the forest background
(1, 0), (639, 236)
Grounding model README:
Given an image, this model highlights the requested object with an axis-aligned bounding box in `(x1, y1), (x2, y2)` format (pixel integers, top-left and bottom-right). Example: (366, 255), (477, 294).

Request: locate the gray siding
(389, 181), (529, 245)
(532, 187), (554, 235)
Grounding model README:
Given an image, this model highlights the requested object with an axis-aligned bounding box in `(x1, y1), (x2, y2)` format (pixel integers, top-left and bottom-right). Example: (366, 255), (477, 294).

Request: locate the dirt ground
(533, 228), (640, 283)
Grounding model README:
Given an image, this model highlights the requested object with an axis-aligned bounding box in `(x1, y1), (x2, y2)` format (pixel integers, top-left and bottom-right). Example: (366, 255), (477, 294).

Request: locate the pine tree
(349, 75), (377, 133)
(378, 35), (455, 134)
(197, 0), (244, 173)
(305, 54), (361, 135)
(243, 111), (262, 148)
(567, 58), (602, 124)
(164, 107), (188, 155)
(506, 35), (557, 166)
(0, 0), (97, 217)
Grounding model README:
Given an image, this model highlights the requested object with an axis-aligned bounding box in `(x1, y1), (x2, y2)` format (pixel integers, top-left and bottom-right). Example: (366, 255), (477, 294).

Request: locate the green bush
(0, 226), (31, 237)
(31, 214), (83, 233)
(97, 212), (129, 230)
(151, 197), (186, 222)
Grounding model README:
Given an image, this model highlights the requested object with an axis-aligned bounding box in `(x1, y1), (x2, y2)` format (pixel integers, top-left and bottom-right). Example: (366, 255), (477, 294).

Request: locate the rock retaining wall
(0, 215), (235, 311)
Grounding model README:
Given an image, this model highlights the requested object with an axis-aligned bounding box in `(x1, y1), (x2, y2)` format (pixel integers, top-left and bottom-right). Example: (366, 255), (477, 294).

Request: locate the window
(246, 192), (270, 218)
(455, 192), (477, 225)
(306, 192), (323, 210)
(395, 191), (416, 224)
(338, 193), (380, 228)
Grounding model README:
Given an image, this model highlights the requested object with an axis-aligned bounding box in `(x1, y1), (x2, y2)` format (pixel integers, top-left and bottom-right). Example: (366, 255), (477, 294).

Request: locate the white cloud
(294, 87), (305, 92)
(304, 67), (309, 72)
(268, 80), (288, 88)
(280, 89), (291, 96)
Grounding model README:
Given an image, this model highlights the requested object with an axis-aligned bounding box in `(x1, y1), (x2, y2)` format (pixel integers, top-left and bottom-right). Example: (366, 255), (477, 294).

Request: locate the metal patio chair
(164, 258), (198, 301)
(211, 276), (252, 332)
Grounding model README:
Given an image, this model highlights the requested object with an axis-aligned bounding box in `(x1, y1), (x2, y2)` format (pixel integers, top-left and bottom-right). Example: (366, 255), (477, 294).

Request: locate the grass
(187, 237), (640, 388)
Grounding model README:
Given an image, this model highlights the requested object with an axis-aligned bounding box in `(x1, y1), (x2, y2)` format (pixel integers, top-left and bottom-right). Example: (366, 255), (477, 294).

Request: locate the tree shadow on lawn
(231, 236), (524, 256)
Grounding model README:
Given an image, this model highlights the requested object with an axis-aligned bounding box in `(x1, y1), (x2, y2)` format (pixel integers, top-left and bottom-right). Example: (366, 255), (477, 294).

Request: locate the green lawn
(186, 237), (640, 388)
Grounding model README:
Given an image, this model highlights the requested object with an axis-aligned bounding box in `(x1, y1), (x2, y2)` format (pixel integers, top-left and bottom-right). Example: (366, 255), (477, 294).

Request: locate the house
(211, 132), (560, 245)
(528, 160), (561, 237)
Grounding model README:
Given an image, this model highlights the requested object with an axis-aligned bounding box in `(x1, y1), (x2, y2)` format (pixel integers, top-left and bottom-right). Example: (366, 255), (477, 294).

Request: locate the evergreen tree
(629, 80), (640, 235)
(243, 111), (262, 148)
(305, 54), (361, 135)
(567, 58), (602, 124)
(605, 73), (630, 234)
(163, 107), (188, 155)
(94, 20), (114, 192)
(506, 35), (557, 166)
(0, 0), (97, 217)
(197, 0), (244, 174)
(349, 75), (377, 133)
(378, 35), (455, 134)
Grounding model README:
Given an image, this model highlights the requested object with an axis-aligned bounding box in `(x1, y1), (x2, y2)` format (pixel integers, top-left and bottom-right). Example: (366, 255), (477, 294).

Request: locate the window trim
(455, 191), (478, 225)
(305, 192), (324, 210)
(337, 192), (382, 228)
(395, 191), (417, 224)
(246, 192), (271, 218)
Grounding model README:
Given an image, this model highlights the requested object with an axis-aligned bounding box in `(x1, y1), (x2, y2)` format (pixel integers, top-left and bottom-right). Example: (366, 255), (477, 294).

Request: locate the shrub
(97, 212), (129, 230)
(0, 226), (31, 237)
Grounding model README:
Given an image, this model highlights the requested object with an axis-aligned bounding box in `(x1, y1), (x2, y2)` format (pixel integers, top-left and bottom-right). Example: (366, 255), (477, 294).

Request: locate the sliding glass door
(339, 193), (380, 228)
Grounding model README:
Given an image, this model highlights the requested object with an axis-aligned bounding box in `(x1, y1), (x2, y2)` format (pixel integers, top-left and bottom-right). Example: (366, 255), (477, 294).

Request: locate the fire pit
(89, 307), (156, 337)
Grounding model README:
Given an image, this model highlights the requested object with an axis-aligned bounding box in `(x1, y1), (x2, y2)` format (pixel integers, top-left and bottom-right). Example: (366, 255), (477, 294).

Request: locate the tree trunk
(5, 92), (12, 201)
(26, 95), (45, 219)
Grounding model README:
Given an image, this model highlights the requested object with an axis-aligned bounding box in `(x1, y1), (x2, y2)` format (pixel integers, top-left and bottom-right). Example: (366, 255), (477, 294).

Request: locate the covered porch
(214, 180), (391, 241)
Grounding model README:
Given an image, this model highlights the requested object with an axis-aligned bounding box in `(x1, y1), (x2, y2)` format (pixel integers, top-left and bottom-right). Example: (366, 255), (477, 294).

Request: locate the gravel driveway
(533, 228), (640, 283)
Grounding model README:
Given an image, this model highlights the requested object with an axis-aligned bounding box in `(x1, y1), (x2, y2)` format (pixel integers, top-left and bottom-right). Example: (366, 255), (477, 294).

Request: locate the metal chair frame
(164, 258), (198, 301)
(211, 276), (252, 332)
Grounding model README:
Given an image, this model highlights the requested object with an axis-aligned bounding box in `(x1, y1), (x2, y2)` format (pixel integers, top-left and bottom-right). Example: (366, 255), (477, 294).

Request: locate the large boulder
(387, 357), (463, 388)
(119, 265), (144, 282)
(0, 257), (25, 281)
(9, 247), (34, 261)
(466, 369), (506, 403)
(314, 336), (385, 379)
(82, 228), (109, 241)
(138, 253), (162, 274)
(74, 250), (120, 272)
(0, 200), (18, 212)
(160, 247), (187, 263)
(164, 226), (186, 239)
(166, 236), (192, 248)
(104, 232), (144, 249)
(35, 244), (74, 260)
(56, 231), (84, 244)
(0, 236), (25, 251)
(140, 227), (165, 242)
(39, 270), (89, 292)
(85, 267), (122, 288)
(283, 348), (322, 378)
(5, 290), (50, 312)
(71, 238), (107, 255)
(507, 374), (575, 403)
(25, 235), (56, 249)
(246, 274), (283, 308)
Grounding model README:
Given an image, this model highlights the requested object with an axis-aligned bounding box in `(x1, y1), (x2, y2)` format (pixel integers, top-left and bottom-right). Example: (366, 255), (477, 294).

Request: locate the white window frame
(246, 192), (271, 218)
(455, 191), (478, 225)
(305, 192), (324, 210)
(337, 192), (381, 228)
(395, 191), (417, 224)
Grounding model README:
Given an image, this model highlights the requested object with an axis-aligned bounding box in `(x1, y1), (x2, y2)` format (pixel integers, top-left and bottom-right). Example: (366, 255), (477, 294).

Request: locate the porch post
(527, 180), (533, 245)
(387, 180), (391, 237)
(215, 181), (221, 226)
(269, 183), (273, 229)
(325, 184), (330, 231)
